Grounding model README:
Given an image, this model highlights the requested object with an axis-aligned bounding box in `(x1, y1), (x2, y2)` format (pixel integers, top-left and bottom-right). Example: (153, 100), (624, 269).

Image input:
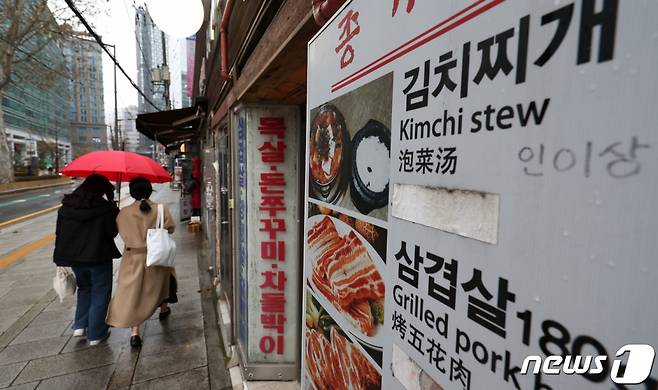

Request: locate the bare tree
(0, 0), (99, 183)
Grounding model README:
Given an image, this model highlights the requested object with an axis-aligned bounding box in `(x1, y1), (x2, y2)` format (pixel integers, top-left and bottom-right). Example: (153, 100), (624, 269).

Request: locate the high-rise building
(2, 18), (72, 173)
(169, 36), (191, 109)
(135, 5), (169, 156)
(119, 105), (139, 153)
(135, 6), (166, 113)
(62, 33), (107, 157)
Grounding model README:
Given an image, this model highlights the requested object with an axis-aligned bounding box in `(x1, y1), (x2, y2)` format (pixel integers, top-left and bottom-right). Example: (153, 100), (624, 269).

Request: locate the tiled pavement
(0, 185), (231, 389)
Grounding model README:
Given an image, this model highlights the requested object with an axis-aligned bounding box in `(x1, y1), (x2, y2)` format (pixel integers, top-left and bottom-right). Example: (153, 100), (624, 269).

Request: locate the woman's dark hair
(62, 174), (113, 209)
(129, 177), (153, 213)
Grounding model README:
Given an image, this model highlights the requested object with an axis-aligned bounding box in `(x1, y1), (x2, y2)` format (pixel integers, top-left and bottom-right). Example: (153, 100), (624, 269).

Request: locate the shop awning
(135, 106), (203, 149)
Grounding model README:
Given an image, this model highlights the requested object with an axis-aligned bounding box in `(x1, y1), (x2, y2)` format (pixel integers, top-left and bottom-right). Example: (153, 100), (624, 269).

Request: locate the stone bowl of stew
(309, 105), (350, 204)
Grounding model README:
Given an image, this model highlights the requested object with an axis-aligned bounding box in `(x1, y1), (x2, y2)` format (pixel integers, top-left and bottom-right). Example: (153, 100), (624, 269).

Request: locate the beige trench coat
(106, 200), (176, 328)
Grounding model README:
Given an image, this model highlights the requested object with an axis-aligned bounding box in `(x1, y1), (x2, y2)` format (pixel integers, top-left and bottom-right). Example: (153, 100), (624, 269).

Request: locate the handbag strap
(157, 204), (164, 229)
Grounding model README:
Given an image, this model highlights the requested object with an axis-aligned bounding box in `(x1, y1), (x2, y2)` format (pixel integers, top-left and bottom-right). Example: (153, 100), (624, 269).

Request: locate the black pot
(349, 120), (390, 214)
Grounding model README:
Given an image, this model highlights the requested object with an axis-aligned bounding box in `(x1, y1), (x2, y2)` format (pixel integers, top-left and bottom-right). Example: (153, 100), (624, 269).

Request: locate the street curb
(0, 181), (74, 196)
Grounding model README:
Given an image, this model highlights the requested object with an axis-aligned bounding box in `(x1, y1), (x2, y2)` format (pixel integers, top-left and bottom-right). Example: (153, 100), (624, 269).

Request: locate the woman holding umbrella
(53, 174), (121, 346)
(106, 177), (177, 348)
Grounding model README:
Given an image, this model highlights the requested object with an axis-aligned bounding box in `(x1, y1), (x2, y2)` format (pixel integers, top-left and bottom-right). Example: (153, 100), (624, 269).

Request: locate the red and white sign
(238, 105), (300, 368)
(304, 1), (658, 389)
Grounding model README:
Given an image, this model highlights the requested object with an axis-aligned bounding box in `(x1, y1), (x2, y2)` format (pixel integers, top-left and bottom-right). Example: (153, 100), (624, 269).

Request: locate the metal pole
(161, 31), (170, 110)
(104, 43), (121, 199)
(100, 43), (121, 198)
(115, 166), (121, 200)
(113, 44), (119, 151)
(115, 130), (121, 201)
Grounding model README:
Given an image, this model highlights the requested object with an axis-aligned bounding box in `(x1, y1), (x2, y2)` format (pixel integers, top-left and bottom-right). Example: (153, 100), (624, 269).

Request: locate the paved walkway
(0, 185), (230, 389)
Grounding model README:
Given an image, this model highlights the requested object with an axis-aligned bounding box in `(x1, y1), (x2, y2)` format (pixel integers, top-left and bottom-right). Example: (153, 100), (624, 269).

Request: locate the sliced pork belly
(306, 329), (335, 390)
(309, 217), (385, 340)
(350, 339), (381, 388)
(330, 328), (361, 390)
(326, 232), (385, 308)
(345, 300), (376, 336)
(331, 328), (382, 390)
(308, 216), (340, 255)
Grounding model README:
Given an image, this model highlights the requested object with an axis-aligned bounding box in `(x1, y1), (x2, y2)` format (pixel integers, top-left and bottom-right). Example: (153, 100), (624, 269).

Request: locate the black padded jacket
(53, 202), (121, 267)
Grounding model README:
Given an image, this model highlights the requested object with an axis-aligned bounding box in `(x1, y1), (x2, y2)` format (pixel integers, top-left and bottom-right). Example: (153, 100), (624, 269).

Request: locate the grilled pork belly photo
(305, 328), (381, 390)
(307, 216), (385, 337)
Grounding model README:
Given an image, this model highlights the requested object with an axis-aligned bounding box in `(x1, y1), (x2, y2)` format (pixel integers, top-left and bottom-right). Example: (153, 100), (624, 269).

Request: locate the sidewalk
(0, 184), (231, 389)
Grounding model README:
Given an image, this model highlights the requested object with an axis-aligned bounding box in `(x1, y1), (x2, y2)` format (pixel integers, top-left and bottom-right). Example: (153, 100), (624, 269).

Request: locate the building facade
(2, 28), (72, 174)
(135, 0), (346, 384)
(139, 0), (371, 385)
(62, 34), (106, 158)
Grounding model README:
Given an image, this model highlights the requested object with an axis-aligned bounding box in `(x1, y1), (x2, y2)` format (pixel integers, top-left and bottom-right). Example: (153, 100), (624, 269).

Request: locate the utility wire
(62, 0), (161, 112)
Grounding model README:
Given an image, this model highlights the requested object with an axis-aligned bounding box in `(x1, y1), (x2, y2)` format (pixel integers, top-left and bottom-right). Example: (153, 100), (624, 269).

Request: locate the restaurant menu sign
(302, 1), (658, 389)
(235, 105), (300, 376)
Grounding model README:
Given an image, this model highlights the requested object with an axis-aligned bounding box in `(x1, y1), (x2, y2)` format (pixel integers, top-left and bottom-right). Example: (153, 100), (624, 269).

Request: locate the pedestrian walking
(53, 174), (120, 346)
(106, 177), (177, 348)
(188, 156), (202, 216)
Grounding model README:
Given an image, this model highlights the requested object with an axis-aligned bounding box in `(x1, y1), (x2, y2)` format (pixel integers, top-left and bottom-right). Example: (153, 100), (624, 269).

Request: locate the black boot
(130, 335), (142, 348)
(159, 307), (171, 320)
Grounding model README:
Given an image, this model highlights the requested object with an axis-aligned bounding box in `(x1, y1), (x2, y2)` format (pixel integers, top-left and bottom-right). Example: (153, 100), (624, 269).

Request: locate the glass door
(217, 129), (232, 305)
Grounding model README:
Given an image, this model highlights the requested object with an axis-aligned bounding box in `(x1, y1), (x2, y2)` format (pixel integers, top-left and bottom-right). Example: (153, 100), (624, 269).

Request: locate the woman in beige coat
(106, 177), (177, 347)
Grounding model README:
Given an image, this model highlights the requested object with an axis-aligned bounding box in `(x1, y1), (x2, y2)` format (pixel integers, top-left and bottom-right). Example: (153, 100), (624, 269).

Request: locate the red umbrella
(60, 151), (172, 183)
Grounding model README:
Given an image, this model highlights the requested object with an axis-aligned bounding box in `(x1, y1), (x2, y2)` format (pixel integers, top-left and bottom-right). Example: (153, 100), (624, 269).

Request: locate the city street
(0, 184), (74, 226)
(0, 185), (230, 389)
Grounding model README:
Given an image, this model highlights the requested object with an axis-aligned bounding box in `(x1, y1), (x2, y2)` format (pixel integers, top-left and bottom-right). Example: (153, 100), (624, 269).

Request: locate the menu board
(303, 1), (658, 389)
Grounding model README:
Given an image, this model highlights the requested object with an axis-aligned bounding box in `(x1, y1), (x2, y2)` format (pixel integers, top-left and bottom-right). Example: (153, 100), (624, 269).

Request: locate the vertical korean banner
(186, 37), (195, 98)
(236, 113), (248, 351)
(303, 1), (658, 389)
(237, 105), (300, 376)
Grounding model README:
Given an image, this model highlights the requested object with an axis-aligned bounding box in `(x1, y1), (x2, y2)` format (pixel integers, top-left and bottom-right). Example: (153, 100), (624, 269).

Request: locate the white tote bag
(53, 267), (76, 303)
(146, 204), (177, 267)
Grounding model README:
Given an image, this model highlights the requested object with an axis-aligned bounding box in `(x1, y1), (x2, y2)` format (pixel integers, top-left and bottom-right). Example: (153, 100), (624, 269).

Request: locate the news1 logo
(521, 344), (656, 384)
